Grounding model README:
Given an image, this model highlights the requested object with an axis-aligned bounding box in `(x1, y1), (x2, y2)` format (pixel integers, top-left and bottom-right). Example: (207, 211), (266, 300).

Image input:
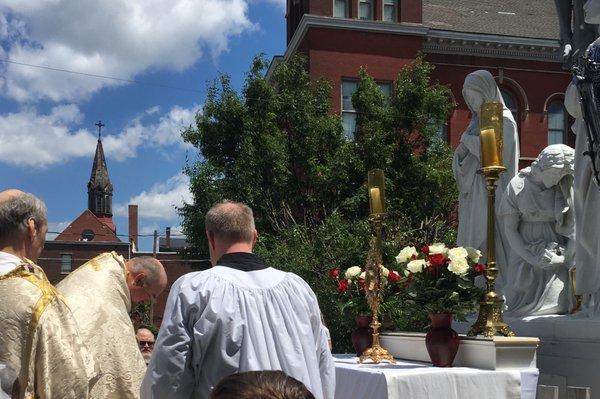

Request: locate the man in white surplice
(141, 201), (335, 399)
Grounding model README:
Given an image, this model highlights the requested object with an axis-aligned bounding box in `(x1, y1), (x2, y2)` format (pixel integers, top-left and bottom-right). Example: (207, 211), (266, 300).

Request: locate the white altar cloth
(334, 355), (538, 399)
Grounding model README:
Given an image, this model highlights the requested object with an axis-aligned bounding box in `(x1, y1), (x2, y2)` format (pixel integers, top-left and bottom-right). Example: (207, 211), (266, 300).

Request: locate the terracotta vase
(351, 315), (373, 356)
(425, 313), (460, 367)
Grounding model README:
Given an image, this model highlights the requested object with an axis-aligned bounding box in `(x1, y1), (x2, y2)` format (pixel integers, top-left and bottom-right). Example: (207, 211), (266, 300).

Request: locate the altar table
(333, 355), (539, 399)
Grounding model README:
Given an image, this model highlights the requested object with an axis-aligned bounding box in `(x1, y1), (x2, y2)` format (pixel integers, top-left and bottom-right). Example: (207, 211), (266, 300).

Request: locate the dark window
(334, 0), (349, 17)
(61, 254), (72, 274)
(548, 100), (567, 144)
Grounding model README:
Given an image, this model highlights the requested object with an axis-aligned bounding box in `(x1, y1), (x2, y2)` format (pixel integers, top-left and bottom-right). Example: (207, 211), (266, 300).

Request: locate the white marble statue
(565, 82), (600, 314)
(499, 145), (575, 316)
(452, 70), (520, 288)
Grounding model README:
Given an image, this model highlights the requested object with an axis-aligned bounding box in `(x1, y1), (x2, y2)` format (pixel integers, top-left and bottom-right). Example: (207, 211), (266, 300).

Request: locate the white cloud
(114, 173), (192, 220)
(0, 104), (199, 167)
(0, 0), (255, 102)
(46, 220), (70, 240)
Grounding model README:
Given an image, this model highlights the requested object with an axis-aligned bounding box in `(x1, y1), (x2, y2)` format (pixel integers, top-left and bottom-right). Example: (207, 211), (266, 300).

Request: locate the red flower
(421, 245), (430, 255)
(474, 263), (487, 273)
(328, 268), (340, 278)
(387, 271), (401, 283)
(338, 279), (349, 293)
(428, 253), (446, 267)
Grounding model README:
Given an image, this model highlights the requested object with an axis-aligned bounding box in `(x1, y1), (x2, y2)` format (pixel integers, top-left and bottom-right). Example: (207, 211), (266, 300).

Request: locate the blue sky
(0, 0), (286, 251)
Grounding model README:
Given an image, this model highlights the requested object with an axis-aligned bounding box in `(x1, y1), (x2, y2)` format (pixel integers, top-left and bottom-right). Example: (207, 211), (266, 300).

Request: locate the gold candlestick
(359, 170), (395, 364)
(468, 102), (514, 338)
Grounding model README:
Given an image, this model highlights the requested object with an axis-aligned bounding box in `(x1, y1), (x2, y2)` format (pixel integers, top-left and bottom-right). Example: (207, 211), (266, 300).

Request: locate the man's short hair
(210, 370), (315, 399)
(128, 257), (163, 286)
(0, 192), (47, 242)
(205, 201), (255, 243)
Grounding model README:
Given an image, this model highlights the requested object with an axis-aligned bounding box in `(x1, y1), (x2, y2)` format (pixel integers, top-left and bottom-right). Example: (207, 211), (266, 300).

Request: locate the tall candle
(480, 128), (501, 167)
(370, 187), (383, 214)
(479, 102), (504, 168)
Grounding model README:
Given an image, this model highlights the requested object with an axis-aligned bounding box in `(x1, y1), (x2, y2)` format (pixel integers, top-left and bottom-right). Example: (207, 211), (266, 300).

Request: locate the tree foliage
(180, 54), (458, 352)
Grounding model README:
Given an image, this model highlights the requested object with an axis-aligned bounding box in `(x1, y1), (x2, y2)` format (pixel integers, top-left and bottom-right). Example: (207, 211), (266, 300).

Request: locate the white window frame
(341, 79), (392, 139)
(61, 253), (73, 274)
(333, 0), (349, 18)
(359, 0), (373, 20)
(383, 0), (397, 22)
(547, 100), (567, 145)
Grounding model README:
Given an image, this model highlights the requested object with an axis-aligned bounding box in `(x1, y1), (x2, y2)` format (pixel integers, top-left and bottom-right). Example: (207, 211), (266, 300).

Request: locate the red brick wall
(309, 0), (332, 16)
(400, 0), (422, 23)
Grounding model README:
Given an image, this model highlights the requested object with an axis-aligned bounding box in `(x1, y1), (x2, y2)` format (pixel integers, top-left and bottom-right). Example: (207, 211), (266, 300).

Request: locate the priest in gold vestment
(0, 190), (95, 399)
(57, 252), (166, 399)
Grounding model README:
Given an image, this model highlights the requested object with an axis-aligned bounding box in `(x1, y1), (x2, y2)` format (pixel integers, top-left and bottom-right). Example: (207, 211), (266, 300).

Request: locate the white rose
(407, 259), (427, 274)
(466, 247), (482, 263)
(396, 246), (418, 263)
(428, 243), (448, 255)
(345, 266), (362, 279)
(448, 247), (468, 261)
(359, 271), (366, 280)
(448, 258), (469, 276)
(380, 265), (390, 277)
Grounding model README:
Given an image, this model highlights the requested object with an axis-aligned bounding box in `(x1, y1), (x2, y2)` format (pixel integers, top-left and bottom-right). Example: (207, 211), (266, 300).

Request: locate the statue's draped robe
(0, 254), (94, 399)
(565, 83), (600, 300)
(452, 70), (520, 289)
(498, 168), (574, 315)
(57, 252), (146, 399)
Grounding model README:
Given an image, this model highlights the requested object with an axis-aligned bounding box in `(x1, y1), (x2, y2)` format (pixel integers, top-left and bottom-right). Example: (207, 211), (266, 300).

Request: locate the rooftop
(423, 0), (559, 40)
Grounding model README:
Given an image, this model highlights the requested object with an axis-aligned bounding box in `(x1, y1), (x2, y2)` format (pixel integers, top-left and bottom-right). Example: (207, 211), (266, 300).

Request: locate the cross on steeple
(95, 120), (105, 140)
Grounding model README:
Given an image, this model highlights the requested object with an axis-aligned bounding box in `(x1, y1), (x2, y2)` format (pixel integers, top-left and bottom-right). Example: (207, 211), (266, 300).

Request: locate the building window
(342, 80), (358, 139)
(383, 0), (397, 22)
(359, 0), (373, 19)
(334, 0), (349, 18)
(500, 88), (518, 121)
(548, 100), (567, 144)
(61, 254), (72, 274)
(341, 80), (392, 139)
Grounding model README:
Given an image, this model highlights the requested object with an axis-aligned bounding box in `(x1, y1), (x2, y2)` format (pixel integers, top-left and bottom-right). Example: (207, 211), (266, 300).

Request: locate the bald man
(0, 189), (95, 398)
(58, 254), (167, 399)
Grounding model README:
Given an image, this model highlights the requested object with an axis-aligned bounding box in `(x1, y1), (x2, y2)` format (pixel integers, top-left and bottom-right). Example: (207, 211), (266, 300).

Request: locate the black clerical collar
(216, 252), (269, 272)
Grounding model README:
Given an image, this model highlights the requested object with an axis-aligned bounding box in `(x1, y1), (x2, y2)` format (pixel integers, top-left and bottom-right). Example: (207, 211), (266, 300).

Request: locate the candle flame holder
(359, 170), (395, 364)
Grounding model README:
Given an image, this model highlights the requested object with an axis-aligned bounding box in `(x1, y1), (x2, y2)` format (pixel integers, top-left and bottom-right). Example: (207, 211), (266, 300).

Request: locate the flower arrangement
(395, 243), (486, 320)
(328, 264), (404, 318)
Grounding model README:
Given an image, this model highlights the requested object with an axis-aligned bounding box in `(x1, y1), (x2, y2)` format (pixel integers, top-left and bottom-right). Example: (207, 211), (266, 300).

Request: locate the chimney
(166, 227), (171, 250)
(128, 205), (138, 249)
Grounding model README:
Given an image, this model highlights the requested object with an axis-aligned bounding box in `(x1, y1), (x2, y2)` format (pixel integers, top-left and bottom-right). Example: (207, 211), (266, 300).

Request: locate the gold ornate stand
(359, 214), (395, 363)
(468, 165), (515, 338)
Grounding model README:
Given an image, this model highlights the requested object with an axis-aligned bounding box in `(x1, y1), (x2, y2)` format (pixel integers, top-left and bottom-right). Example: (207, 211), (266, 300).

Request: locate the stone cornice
(424, 29), (560, 62)
(285, 14), (561, 63)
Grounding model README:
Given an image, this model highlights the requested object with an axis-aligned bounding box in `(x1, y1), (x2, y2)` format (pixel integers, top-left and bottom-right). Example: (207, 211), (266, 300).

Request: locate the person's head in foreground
(205, 200), (257, 266)
(210, 370), (315, 399)
(0, 190), (48, 263)
(136, 328), (155, 364)
(125, 256), (167, 303)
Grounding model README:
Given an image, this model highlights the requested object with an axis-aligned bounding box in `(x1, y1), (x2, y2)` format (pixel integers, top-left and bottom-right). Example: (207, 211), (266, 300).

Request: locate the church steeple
(88, 121), (114, 223)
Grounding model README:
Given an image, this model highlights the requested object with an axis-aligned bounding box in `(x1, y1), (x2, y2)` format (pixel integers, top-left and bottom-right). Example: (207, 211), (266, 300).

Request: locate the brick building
(39, 134), (201, 326)
(276, 0), (572, 163)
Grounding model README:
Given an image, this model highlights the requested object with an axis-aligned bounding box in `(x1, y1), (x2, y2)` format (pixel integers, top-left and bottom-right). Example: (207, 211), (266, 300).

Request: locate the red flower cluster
(428, 253), (446, 267)
(421, 245), (430, 254)
(328, 268), (340, 278)
(338, 279), (349, 293)
(474, 263), (487, 273)
(387, 271), (401, 282)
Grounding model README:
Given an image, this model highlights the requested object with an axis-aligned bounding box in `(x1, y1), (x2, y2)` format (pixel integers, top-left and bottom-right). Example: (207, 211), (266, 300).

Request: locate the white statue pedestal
(453, 315), (600, 398)
(379, 332), (538, 370)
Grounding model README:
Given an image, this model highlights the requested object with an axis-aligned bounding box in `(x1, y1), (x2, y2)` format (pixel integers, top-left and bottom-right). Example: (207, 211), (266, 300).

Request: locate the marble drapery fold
(452, 70), (520, 290)
(57, 252), (146, 399)
(565, 82), (600, 304)
(0, 261), (95, 399)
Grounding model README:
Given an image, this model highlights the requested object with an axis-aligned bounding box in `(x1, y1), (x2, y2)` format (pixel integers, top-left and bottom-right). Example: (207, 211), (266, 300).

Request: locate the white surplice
(141, 265), (335, 399)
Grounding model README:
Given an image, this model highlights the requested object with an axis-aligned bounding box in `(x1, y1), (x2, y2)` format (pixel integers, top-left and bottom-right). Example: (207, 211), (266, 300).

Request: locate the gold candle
(479, 102), (503, 168)
(368, 169), (386, 215)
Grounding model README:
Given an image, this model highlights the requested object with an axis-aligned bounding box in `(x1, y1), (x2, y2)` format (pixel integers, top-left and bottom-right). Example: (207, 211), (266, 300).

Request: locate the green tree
(180, 54), (457, 352)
